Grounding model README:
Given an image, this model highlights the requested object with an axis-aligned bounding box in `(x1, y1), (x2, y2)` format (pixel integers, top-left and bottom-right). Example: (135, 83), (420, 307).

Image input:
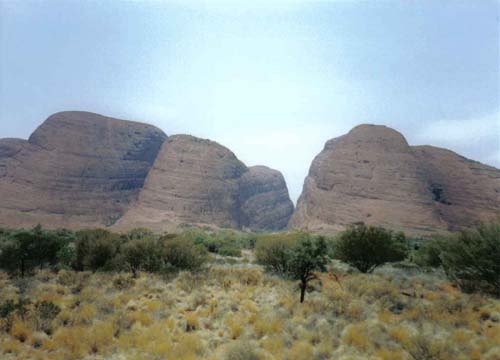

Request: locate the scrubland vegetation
(0, 222), (499, 359)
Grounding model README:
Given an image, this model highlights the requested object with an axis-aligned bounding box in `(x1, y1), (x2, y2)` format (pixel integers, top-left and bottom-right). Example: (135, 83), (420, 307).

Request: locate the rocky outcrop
(413, 146), (500, 231)
(239, 166), (294, 231)
(115, 136), (294, 232)
(115, 135), (247, 231)
(0, 112), (294, 231)
(290, 124), (500, 236)
(0, 111), (167, 229)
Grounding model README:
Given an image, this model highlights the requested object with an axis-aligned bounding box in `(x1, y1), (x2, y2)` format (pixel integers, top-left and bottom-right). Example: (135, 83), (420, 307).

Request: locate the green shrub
(412, 237), (447, 268)
(0, 298), (31, 319)
(161, 236), (208, 271)
(0, 300), (16, 318)
(440, 222), (500, 296)
(31, 225), (66, 269)
(189, 229), (247, 255)
(183, 229), (220, 253)
(334, 223), (408, 273)
(74, 229), (121, 271)
(35, 300), (60, 320)
(121, 238), (163, 276)
(33, 300), (60, 333)
(241, 234), (258, 249)
(254, 232), (303, 274)
(56, 243), (76, 269)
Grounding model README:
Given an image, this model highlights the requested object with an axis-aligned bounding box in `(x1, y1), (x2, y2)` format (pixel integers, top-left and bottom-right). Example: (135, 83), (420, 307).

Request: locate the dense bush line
(0, 227), (210, 276)
(254, 222), (499, 298)
(1, 221), (498, 297)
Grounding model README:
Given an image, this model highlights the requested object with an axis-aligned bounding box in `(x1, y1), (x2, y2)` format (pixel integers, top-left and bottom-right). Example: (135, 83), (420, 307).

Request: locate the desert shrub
(35, 300), (61, 321)
(34, 300), (60, 333)
(413, 237), (447, 268)
(0, 299), (29, 332)
(286, 235), (329, 302)
(74, 229), (121, 271)
(440, 222), (500, 296)
(0, 300), (16, 319)
(31, 225), (72, 269)
(241, 233), (258, 249)
(161, 236), (208, 271)
(56, 243), (77, 269)
(13, 298), (31, 320)
(189, 229), (248, 256)
(334, 223), (408, 273)
(121, 238), (163, 277)
(254, 232), (303, 273)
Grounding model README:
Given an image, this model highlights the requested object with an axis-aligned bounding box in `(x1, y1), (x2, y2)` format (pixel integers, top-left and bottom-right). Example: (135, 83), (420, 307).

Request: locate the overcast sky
(1, 0), (499, 202)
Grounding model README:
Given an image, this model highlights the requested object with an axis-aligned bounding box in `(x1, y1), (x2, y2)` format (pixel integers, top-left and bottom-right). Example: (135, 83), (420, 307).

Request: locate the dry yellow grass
(0, 264), (499, 360)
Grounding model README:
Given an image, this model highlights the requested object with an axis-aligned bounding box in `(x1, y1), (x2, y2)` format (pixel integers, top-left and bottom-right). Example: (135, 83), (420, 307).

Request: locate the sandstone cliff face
(413, 146), (500, 231)
(115, 135), (248, 230)
(0, 111), (167, 228)
(290, 124), (500, 235)
(239, 166), (294, 231)
(0, 112), (294, 231)
(115, 137), (294, 232)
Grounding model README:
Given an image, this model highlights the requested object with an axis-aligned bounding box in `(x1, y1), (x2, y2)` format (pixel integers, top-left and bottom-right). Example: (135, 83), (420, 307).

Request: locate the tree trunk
(300, 281), (306, 303)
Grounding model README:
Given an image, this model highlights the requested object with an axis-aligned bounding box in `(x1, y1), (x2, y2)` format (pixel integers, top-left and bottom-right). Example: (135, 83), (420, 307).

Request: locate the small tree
(440, 222), (500, 296)
(334, 223), (408, 273)
(0, 230), (37, 277)
(286, 236), (328, 303)
(32, 225), (70, 269)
